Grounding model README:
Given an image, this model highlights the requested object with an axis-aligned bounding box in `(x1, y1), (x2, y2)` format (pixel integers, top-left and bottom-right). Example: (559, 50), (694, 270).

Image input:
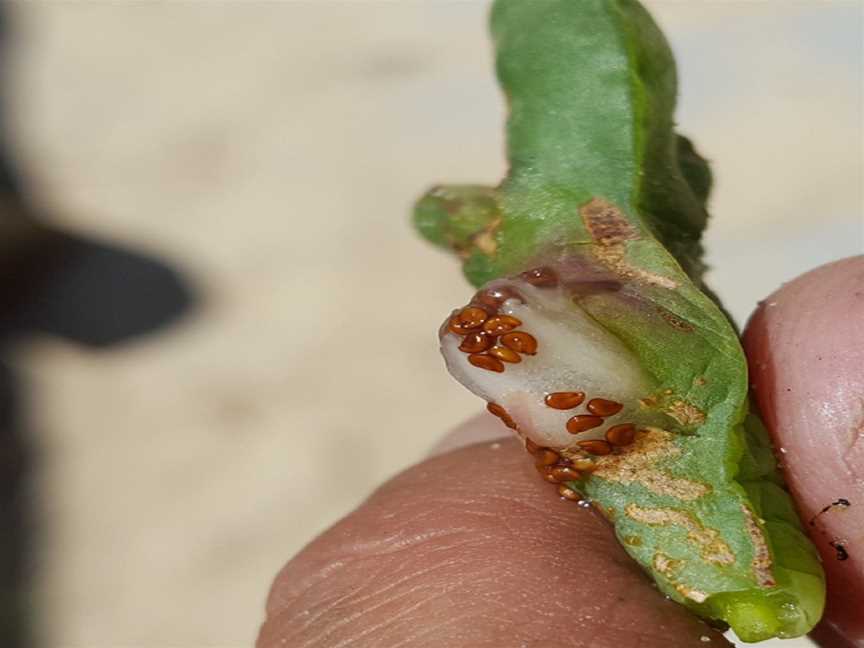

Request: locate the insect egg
(468, 354), (505, 372)
(587, 398), (624, 416)
(488, 345), (522, 363)
(500, 331), (538, 355)
(482, 315), (522, 335)
(459, 332), (494, 353)
(577, 439), (613, 456)
(544, 391), (585, 409)
(605, 423), (636, 446)
(519, 266), (559, 287)
(566, 415), (604, 434)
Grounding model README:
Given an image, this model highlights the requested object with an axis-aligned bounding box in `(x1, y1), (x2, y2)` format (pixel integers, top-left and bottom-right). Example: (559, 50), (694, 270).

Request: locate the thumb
(257, 434), (729, 648)
(743, 256), (864, 647)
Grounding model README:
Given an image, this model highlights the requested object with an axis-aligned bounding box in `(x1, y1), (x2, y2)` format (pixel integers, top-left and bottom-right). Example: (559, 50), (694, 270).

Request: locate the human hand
(258, 257), (863, 648)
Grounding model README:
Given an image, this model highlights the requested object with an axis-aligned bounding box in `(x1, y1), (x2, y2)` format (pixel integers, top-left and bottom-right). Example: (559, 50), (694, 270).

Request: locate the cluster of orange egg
(447, 305), (539, 373)
(544, 391), (635, 455)
(446, 266), (639, 499)
(486, 390), (639, 500)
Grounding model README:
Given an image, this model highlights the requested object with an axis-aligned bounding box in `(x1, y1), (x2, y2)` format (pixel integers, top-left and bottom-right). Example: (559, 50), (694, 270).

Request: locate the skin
(745, 257), (864, 648)
(258, 257), (863, 648)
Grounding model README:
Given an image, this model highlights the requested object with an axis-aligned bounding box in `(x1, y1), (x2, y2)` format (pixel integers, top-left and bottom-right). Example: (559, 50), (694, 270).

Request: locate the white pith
(441, 281), (652, 451)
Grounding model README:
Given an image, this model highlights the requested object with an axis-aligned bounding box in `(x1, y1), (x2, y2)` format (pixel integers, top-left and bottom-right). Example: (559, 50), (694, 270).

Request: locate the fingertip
(259, 439), (730, 648)
(743, 256), (864, 646)
(427, 411), (510, 457)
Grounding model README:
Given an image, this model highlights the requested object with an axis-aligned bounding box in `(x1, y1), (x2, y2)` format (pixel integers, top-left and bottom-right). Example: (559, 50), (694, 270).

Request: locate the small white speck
(577, 499), (592, 508)
(700, 635), (711, 642)
(766, 301), (778, 307)
(490, 442), (501, 450)
(779, 447), (788, 454)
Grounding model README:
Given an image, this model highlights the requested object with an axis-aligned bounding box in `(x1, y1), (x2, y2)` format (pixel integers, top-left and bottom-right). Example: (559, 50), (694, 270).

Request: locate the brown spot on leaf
(676, 584), (709, 603)
(666, 400), (706, 427)
(652, 553), (706, 602)
(626, 503), (735, 566)
(471, 217), (501, 256)
(581, 197), (638, 245)
(658, 306), (694, 332)
(653, 552), (683, 578)
(640, 391), (706, 428)
(591, 428), (710, 501)
(579, 197), (678, 289)
(741, 505), (776, 587)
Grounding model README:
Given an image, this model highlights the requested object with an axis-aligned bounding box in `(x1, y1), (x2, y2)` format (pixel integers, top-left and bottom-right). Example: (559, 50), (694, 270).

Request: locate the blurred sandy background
(0, 1), (860, 646)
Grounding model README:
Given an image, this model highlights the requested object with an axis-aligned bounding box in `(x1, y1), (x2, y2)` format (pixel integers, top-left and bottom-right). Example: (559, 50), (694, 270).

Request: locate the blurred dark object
(0, 214), (67, 334)
(0, 11), (195, 640)
(0, 213), (196, 648)
(0, 358), (29, 648)
(0, 4), (195, 352)
(0, 214), (194, 347)
(0, 0), (198, 636)
(0, 218), (196, 648)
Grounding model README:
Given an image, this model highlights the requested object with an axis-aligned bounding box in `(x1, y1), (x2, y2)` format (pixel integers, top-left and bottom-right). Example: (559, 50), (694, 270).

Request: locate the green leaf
(413, 0), (825, 640)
